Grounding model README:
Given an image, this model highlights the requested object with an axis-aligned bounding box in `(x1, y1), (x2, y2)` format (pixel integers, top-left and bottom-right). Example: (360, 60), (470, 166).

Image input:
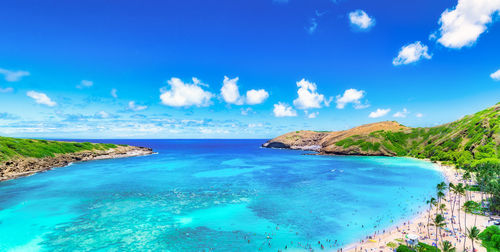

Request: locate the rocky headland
(0, 145), (153, 181)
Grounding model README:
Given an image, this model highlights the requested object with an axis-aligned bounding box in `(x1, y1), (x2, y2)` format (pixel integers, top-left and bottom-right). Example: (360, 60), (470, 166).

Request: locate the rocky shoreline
(0, 145), (153, 182)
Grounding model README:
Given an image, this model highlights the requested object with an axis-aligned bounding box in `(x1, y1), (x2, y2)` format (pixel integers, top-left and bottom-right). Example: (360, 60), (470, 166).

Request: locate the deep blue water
(0, 139), (443, 251)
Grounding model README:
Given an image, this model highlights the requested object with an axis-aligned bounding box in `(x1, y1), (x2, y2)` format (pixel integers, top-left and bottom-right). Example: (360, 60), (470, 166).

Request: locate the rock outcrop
(0, 145), (153, 181)
(263, 121), (407, 156)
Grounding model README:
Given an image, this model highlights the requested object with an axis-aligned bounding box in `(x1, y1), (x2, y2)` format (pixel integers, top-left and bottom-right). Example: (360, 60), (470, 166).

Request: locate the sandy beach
(343, 162), (498, 252)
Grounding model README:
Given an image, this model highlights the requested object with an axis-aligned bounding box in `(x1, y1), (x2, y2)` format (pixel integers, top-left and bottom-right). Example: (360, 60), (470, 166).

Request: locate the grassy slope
(334, 103), (500, 168)
(0, 137), (119, 162)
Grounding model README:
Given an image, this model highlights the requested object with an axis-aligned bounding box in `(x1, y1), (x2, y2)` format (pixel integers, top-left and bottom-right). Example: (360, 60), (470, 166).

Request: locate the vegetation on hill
(0, 136), (118, 162)
(335, 103), (500, 167)
(478, 225), (500, 252)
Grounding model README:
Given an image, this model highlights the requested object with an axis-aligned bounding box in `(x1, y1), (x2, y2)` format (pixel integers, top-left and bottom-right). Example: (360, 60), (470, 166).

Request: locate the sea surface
(0, 139), (443, 251)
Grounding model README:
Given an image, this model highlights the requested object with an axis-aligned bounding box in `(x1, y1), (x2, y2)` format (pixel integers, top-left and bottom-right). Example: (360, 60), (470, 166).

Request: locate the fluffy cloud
(221, 76), (244, 105)
(0, 87), (13, 93)
(369, 108), (390, 118)
(0, 68), (30, 82)
(128, 101), (148, 111)
(160, 77), (213, 107)
(393, 41), (432, 66)
(436, 0), (500, 49)
(220, 76), (269, 105)
(393, 108), (409, 118)
(26, 91), (57, 107)
(246, 89), (269, 105)
(349, 10), (375, 30)
(490, 69), (500, 81)
(111, 88), (118, 98)
(273, 102), (297, 117)
(77, 80), (93, 89)
(335, 89), (367, 109)
(293, 79), (331, 109)
(416, 113), (424, 118)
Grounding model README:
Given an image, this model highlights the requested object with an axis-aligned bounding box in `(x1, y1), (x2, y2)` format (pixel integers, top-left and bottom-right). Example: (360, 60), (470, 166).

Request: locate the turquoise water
(0, 140), (443, 251)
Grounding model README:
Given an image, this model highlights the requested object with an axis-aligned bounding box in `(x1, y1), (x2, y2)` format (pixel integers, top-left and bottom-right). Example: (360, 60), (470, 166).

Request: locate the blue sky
(0, 0), (499, 138)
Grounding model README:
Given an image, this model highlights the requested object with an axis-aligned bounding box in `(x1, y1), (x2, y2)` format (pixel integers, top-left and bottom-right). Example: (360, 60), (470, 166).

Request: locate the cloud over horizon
(335, 89), (368, 109)
(160, 77), (213, 107)
(26, 91), (57, 107)
(293, 79), (331, 109)
(220, 76), (269, 105)
(369, 108), (391, 118)
(273, 102), (297, 117)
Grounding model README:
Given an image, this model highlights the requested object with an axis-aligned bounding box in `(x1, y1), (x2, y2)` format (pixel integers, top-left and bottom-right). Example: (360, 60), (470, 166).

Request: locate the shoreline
(0, 145), (154, 182)
(343, 160), (495, 252)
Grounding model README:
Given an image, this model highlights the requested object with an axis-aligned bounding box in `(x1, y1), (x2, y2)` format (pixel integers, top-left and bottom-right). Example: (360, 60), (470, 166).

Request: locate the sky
(0, 0), (499, 139)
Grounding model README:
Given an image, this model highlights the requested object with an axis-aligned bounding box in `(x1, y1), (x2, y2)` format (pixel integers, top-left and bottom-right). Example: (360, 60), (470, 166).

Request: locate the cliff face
(263, 121), (407, 155)
(263, 103), (500, 167)
(0, 145), (153, 181)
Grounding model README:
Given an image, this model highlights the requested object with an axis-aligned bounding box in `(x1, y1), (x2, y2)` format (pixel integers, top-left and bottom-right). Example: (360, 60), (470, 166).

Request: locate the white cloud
(273, 102), (297, 117)
(335, 89), (367, 109)
(0, 68), (30, 82)
(246, 89), (269, 105)
(436, 0), (500, 49)
(293, 79), (331, 109)
(0, 87), (13, 93)
(111, 88), (118, 98)
(393, 41), (432, 66)
(128, 101), (148, 111)
(348, 10), (375, 30)
(416, 113), (424, 118)
(221, 76), (244, 105)
(490, 69), (500, 81)
(220, 76), (269, 105)
(369, 108), (390, 118)
(26, 91), (57, 107)
(77, 80), (93, 89)
(160, 77), (213, 107)
(307, 112), (319, 118)
(393, 108), (409, 118)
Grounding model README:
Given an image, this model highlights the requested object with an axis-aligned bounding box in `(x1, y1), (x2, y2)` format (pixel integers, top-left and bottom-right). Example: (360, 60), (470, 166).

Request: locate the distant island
(0, 137), (153, 181)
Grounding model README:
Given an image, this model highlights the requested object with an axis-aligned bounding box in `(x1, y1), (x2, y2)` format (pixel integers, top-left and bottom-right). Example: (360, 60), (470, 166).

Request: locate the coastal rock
(262, 121), (406, 155)
(0, 145), (153, 181)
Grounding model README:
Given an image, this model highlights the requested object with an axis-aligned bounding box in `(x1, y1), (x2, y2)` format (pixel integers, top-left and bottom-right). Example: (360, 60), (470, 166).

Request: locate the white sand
(343, 162), (498, 252)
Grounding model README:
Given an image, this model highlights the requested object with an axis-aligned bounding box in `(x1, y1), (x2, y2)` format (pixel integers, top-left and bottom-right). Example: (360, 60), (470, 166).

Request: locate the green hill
(0, 137), (119, 162)
(335, 102), (500, 168)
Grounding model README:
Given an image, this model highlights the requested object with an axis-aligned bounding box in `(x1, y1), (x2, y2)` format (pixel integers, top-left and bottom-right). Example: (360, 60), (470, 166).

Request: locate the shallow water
(0, 139), (443, 251)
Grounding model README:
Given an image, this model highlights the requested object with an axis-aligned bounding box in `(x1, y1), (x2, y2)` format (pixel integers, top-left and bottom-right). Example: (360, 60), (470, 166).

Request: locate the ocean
(0, 139), (443, 251)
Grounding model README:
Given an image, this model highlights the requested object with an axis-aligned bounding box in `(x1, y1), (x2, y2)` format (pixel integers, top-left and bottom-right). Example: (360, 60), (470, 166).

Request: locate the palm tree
(463, 171), (471, 200)
(467, 226), (480, 252)
(448, 182), (457, 235)
(433, 214), (446, 252)
(441, 241), (456, 252)
(426, 197), (437, 238)
(455, 183), (465, 231)
(437, 182), (447, 205)
(439, 203), (446, 214)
